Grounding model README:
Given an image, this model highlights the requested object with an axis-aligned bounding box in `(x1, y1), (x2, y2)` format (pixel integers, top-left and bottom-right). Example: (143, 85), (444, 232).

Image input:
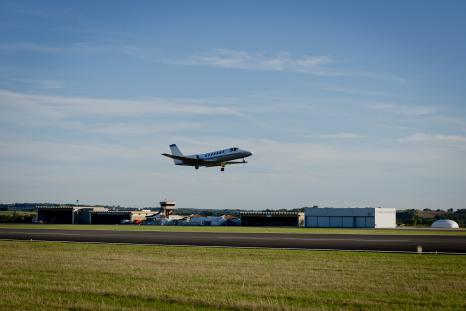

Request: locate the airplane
(162, 144), (253, 171)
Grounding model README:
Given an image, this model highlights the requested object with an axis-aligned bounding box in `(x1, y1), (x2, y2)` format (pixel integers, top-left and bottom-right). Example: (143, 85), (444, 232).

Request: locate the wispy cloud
(7, 77), (64, 89)
(400, 133), (466, 143)
(297, 133), (364, 140)
(366, 102), (437, 116)
(0, 89), (245, 139)
(169, 48), (405, 82)
(0, 42), (97, 53)
(0, 43), (404, 82)
(312, 133), (364, 139)
(89, 122), (205, 135)
(321, 85), (390, 97)
(0, 89), (244, 120)
(174, 48), (332, 72)
(0, 41), (151, 59)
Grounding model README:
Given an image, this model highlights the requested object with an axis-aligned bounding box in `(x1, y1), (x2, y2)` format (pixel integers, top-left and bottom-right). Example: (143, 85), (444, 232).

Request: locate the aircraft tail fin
(169, 144), (184, 165)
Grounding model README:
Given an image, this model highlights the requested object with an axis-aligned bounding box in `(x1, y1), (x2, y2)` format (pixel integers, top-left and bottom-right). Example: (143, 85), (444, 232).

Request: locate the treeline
(397, 209), (466, 227)
(0, 211), (36, 223)
(0, 203), (114, 212)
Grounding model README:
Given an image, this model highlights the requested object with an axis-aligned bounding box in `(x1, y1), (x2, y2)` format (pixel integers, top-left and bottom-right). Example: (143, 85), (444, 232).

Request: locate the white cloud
(175, 48), (332, 73)
(0, 41), (153, 61)
(309, 133), (364, 139)
(400, 133), (466, 143)
(0, 42), (97, 53)
(8, 77), (64, 89)
(0, 141), (143, 163)
(89, 122), (205, 135)
(366, 102), (437, 116)
(0, 89), (244, 128)
(321, 85), (390, 97)
(169, 48), (405, 82)
(0, 43), (404, 82)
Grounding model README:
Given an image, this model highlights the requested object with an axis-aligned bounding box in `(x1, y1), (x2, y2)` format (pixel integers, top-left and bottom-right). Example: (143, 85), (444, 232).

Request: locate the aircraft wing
(161, 153), (208, 165)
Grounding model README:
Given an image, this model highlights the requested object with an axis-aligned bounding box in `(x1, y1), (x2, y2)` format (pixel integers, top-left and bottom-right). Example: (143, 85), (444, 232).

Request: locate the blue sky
(1, 1), (466, 210)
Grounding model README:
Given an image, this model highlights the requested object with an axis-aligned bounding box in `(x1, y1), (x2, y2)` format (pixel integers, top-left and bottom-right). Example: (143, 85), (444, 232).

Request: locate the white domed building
(431, 219), (460, 229)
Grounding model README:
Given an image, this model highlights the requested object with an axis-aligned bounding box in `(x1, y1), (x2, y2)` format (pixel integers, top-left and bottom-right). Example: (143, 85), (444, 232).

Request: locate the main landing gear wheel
(221, 167), (225, 172)
(195, 166), (199, 170)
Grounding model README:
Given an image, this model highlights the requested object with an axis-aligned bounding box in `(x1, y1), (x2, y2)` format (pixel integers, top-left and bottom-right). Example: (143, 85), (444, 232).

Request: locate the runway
(0, 228), (465, 253)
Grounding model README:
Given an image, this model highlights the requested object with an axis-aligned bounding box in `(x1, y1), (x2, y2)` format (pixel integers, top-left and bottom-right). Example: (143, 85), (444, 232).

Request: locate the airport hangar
(304, 207), (396, 228)
(36, 206), (154, 224)
(239, 208), (396, 228)
(240, 211), (304, 226)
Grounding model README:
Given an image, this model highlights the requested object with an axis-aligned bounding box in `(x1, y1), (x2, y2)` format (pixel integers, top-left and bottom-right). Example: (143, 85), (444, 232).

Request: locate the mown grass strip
(0, 240), (465, 310)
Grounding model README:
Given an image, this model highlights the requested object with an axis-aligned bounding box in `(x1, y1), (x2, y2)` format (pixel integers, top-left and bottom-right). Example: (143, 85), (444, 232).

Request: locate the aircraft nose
(247, 151), (253, 157)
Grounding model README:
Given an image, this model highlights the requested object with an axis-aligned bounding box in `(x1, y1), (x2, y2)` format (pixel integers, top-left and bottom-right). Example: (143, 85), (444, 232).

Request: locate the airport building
(36, 206), (108, 224)
(36, 206), (152, 224)
(304, 207), (396, 228)
(240, 211), (304, 227)
(90, 210), (152, 224)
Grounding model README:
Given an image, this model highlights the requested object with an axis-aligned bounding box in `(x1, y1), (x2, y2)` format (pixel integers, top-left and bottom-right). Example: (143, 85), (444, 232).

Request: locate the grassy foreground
(0, 241), (465, 310)
(0, 223), (465, 235)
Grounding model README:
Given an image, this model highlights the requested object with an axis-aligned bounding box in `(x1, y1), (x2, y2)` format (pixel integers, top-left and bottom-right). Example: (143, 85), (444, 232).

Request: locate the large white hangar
(304, 207), (396, 228)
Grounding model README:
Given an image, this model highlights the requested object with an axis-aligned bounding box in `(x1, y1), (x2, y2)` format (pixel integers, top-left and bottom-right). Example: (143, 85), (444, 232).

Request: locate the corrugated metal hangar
(36, 206), (107, 224)
(304, 207), (396, 228)
(240, 211), (304, 227)
(36, 206), (149, 224)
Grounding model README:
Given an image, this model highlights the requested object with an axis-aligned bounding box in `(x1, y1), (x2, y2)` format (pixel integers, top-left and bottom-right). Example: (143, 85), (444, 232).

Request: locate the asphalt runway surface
(0, 228), (465, 253)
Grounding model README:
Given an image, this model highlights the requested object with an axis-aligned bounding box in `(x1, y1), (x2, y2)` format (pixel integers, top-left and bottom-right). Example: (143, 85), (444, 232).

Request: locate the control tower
(160, 201), (176, 217)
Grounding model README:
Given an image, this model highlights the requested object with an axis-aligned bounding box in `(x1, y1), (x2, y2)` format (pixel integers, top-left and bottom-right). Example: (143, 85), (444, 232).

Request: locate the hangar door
(306, 216), (374, 228)
(37, 208), (73, 224)
(354, 217), (375, 228)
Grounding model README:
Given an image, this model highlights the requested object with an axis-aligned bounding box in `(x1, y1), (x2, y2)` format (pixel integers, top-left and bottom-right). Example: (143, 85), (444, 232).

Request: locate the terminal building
(304, 207), (396, 228)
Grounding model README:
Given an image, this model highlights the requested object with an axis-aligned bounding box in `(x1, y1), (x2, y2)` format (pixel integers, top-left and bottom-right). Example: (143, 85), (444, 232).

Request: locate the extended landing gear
(195, 166), (199, 170)
(221, 167), (225, 172)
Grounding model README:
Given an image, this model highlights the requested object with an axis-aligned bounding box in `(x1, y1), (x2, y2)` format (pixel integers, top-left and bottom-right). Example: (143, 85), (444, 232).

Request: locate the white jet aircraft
(162, 144), (253, 171)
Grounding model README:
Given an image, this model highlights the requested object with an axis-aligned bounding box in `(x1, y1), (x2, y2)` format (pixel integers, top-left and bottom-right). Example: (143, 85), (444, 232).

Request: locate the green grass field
(0, 223), (465, 235)
(0, 240), (464, 310)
